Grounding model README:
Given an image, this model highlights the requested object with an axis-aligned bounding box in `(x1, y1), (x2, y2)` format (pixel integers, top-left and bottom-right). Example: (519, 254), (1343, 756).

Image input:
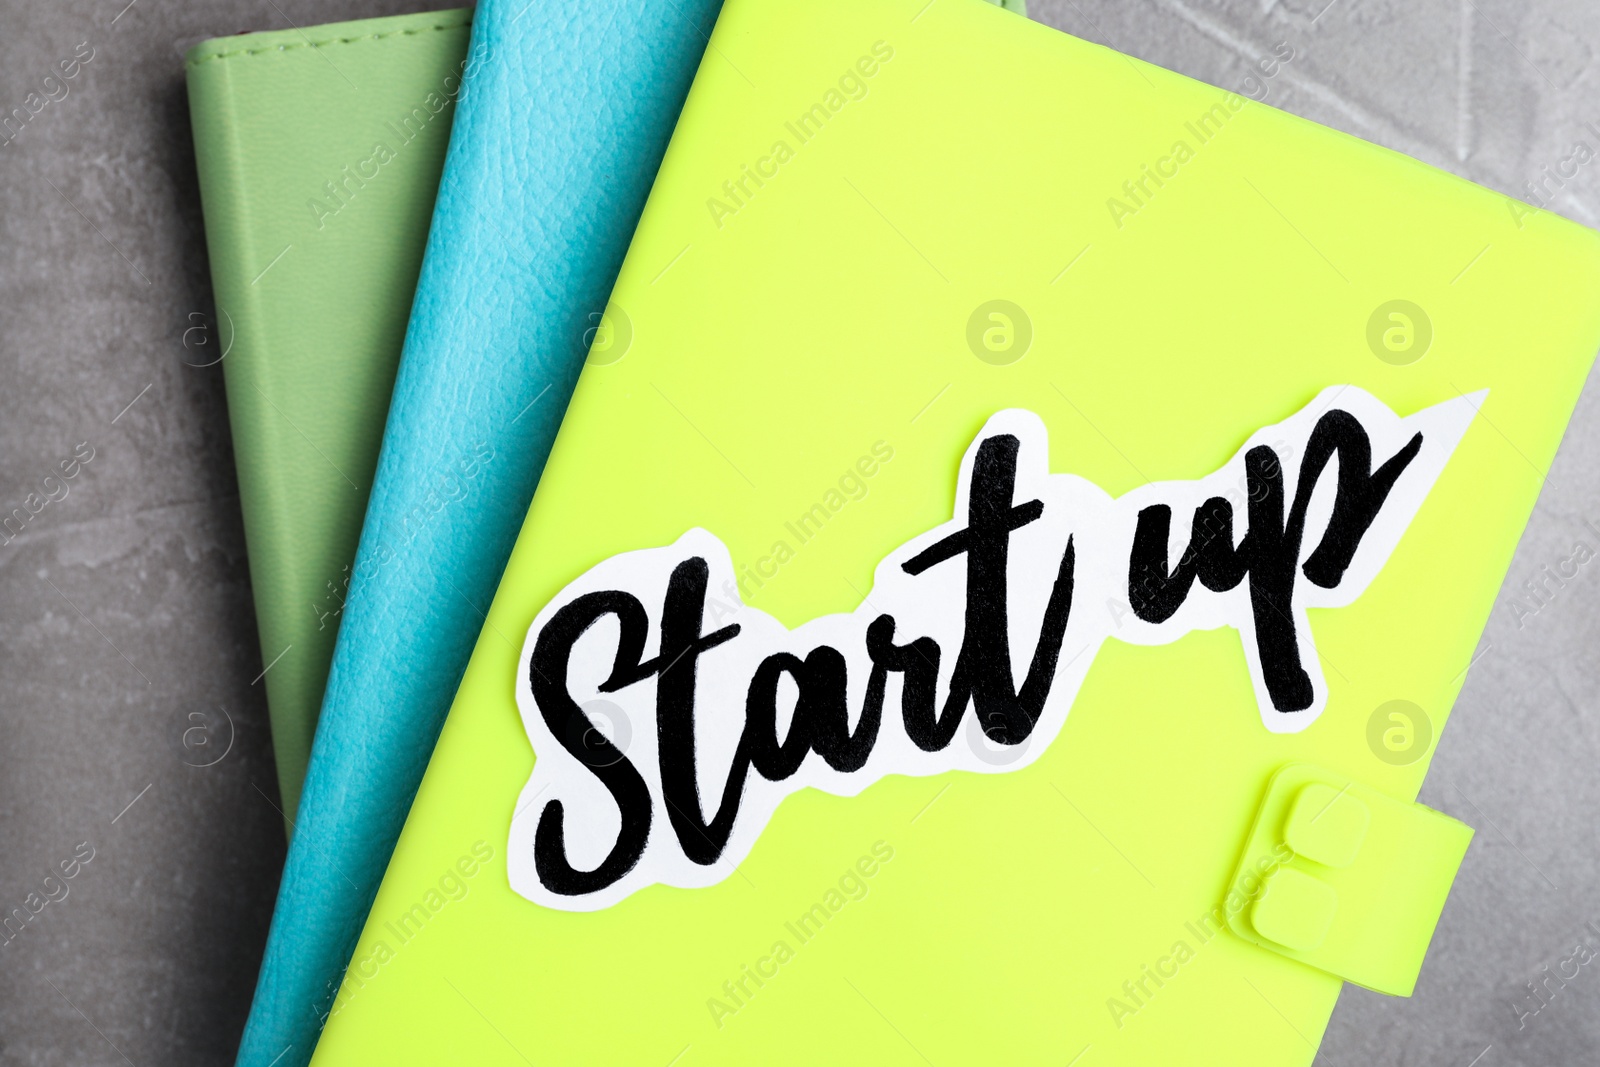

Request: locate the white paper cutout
(508, 387), (1481, 910)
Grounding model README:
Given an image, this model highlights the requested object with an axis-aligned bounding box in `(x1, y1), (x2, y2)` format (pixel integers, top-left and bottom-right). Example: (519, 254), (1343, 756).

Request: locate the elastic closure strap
(1225, 763), (1473, 996)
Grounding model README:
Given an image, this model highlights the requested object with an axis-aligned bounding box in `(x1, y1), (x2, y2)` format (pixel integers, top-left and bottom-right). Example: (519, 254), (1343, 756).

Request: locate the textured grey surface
(0, 0), (1596, 1063)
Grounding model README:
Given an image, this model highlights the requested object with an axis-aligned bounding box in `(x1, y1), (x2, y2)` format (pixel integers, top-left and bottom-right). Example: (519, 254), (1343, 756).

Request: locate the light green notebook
(186, 11), (472, 822)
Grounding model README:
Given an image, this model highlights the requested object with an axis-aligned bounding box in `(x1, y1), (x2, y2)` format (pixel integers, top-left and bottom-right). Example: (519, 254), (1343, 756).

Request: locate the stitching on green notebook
(186, 20), (472, 68)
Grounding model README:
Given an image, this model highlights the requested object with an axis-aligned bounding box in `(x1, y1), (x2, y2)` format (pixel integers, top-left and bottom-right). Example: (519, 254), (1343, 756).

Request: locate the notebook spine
(185, 51), (299, 825)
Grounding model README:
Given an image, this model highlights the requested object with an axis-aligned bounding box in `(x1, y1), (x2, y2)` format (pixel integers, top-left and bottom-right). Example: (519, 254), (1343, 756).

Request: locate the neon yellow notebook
(312, 0), (1600, 1063)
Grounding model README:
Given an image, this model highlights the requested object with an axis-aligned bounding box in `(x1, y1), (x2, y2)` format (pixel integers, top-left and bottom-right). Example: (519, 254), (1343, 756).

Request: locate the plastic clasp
(1224, 763), (1473, 996)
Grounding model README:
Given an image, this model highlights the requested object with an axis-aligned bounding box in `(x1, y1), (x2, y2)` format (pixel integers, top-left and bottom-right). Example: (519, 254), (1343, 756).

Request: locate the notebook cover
(185, 11), (471, 823)
(311, 0), (1600, 1063)
(232, 2), (725, 1065)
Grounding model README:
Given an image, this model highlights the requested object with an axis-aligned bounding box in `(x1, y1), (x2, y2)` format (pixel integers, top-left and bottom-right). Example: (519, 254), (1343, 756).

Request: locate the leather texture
(185, 12), (471, 825)
(233, 2), (723, 1065)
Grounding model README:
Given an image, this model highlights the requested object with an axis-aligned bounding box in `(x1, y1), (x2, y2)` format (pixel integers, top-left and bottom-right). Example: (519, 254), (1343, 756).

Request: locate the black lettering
(747, 646), (882, 777)
(902, 433), (1077, 747)
(865, 616), (948, 750)
(1127, 409), (1422, 712)
(644, 558), (746, 866)
(529, 591), (654, 897)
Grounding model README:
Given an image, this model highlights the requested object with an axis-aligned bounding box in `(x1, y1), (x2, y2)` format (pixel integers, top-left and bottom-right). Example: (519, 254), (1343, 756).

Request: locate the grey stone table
(1, 0), (1596, 1063)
